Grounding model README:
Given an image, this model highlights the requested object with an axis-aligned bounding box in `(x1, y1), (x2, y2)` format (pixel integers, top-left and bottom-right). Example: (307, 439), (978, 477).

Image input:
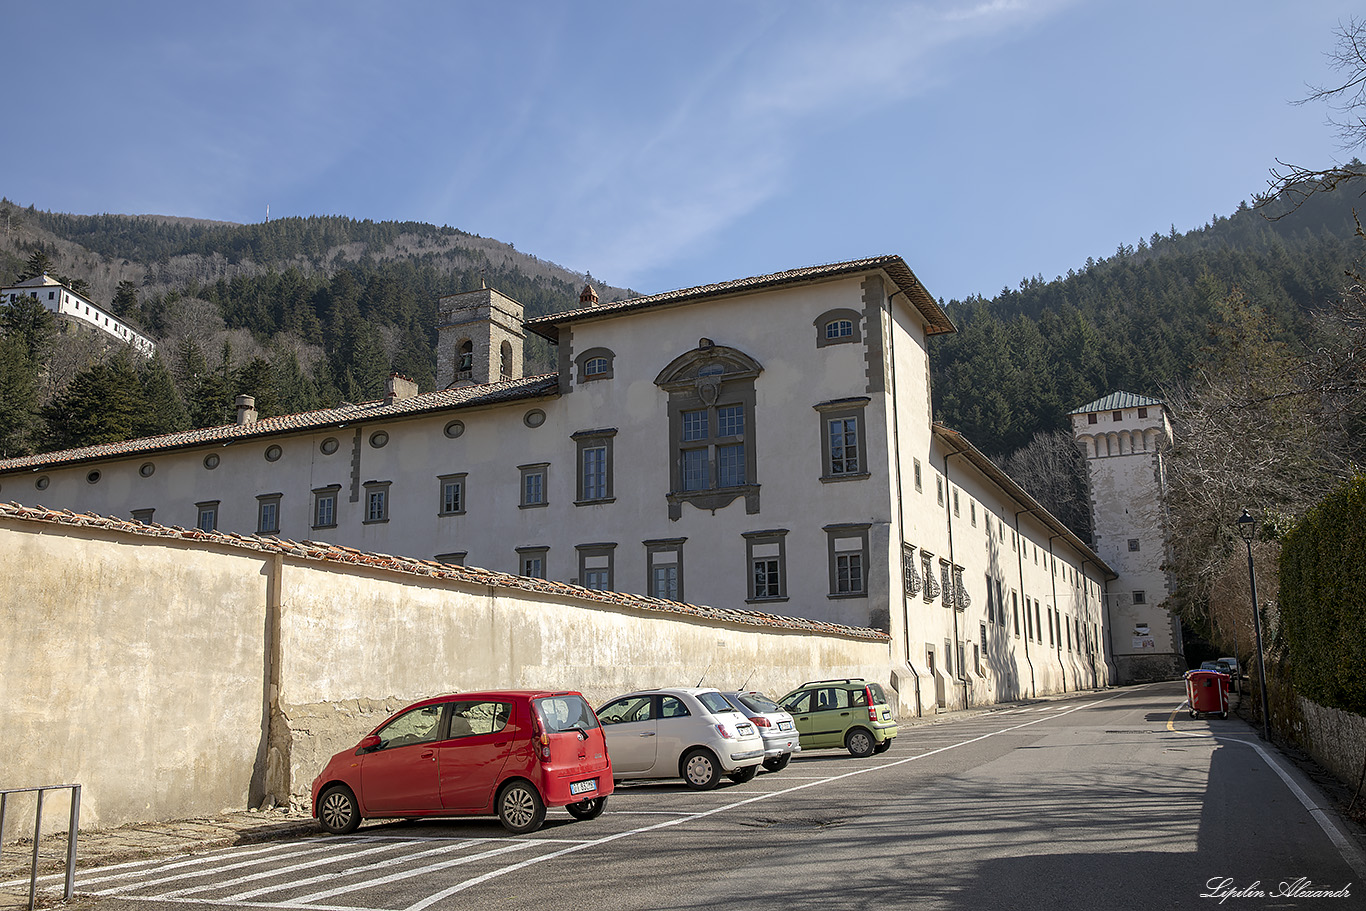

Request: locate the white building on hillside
(1, 273), (156, 356)
(0, 255), (1123, 714)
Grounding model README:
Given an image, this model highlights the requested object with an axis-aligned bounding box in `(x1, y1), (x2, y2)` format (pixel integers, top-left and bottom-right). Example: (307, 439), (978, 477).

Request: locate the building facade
(1, 273), (156, 356)
(0, 255), (1124, 715)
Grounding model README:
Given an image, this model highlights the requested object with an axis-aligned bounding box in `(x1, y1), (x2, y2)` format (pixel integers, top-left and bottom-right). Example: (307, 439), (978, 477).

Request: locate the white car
(597, 687), (765, 789)
(720, 690), (801, 772)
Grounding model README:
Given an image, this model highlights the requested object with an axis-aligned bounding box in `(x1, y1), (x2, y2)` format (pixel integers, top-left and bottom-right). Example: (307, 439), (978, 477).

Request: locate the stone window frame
(970, 500), (977, 527)
(1133, 590), (1147, 605)
(517, 546), (549, 580)
(645, 537), (686, 602)
(456, 338), (474, 378)
(196, 500), (219, 532)
(936, 474), (944, 507)
(312, 484), (341, 529)
(824, 523), (870, 599)
(434, 552), (467, 566)
(744, 529), (789, 604)
(256, 492), (282, 535)
(814, 397), (871, 483)
(1012, 590), (1021, 637)
(576, 542), (617, 591)
(573, 429), (617, 505)
(519, 463), (549, 509)
(131, 508), (155, 525)
(913, 458), (923, 493)
(813, 308), (862, 348)
(438, 473), (467, 516)
(656, 342), (762, 520)
(575, 346), (616, 383)
(1128, 538), (1141, 552)
(363, 480), (391, 524)
(500, 340), (514, 381)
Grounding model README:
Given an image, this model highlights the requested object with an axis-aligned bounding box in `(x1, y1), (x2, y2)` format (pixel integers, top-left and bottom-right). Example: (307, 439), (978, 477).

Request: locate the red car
(311, 690), (613, 834)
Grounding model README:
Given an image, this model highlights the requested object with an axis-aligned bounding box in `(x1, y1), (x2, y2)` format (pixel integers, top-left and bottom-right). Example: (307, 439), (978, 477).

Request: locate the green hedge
(1279, 475), (1366, 714)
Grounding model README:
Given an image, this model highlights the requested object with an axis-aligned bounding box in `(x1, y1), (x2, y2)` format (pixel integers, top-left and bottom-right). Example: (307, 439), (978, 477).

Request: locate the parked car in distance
(597, 687), (765, 789)
(311, 690), (612, 836)
(720, 690), (801, 772)
(1199, 661), (1222, 672)
(779, 678), (898, 757)
(1215, 657), (1239, 678)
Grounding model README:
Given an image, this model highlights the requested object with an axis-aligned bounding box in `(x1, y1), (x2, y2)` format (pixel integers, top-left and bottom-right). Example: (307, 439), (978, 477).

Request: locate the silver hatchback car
(597, 687), (765, 789)
(721, 690), (800, 772)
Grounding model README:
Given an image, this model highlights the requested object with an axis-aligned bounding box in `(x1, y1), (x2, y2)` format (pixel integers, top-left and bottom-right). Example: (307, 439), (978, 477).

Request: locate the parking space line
(91, 843), (340, 894)
(211, 839), (473, 901)
(290, 841), (536, 905)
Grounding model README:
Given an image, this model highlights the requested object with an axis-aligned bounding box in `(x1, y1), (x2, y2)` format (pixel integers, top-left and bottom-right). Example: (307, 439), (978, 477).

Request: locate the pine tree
(138, 355), (191, 436)
(41, 353), (151, 450)
(0, 336), (39, 457)
(0, 295), (56, 362)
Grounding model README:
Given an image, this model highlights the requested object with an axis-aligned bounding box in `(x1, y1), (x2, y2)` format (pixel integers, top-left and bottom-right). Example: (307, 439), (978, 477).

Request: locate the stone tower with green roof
(1070, 391), (1185, 683)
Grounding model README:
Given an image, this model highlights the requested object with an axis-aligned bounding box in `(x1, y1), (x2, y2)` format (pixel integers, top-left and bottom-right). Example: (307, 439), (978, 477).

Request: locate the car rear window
(697, 692), (735, 714)
(736, 692), (780, 713)
(867, 683), (888, 705)
(534, 695), (600, 733)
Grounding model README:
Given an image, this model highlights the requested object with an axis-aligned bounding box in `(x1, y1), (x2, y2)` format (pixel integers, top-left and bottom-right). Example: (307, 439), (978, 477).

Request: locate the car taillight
(714, 723), (734, 740)
(530, 713), (551, 760)
(866, 689), (878, 722)
(752, 716), (771, 727)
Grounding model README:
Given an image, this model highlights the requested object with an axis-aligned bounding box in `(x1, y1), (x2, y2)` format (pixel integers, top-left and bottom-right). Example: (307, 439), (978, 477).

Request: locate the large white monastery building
(0, 255), (1182, 713)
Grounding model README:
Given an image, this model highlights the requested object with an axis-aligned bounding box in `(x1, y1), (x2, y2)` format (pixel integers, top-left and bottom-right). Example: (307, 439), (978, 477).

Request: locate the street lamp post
(1237, 509), (1271, 741)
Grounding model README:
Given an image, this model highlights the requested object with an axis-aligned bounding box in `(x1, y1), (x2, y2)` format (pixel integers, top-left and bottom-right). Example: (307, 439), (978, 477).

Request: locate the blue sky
(3, 1), (1359, 302)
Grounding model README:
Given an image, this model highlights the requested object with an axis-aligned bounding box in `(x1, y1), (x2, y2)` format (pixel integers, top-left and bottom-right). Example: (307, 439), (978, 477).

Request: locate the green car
(778, 678), (898, 757)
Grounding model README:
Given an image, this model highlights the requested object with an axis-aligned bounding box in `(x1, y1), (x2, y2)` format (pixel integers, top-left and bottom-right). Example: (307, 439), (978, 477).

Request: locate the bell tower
(435, 287), (525, 389)
(1070, 391), (1184, 683)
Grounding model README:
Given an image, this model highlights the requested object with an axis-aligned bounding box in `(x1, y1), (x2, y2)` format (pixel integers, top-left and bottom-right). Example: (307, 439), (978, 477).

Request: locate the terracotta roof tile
(525, 254), (954, 340)
(0, 374), (560, 474)
(0, 502), (890, 642)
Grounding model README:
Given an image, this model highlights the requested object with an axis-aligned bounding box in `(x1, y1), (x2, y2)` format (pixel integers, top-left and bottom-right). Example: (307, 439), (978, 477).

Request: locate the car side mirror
(357, 734), (382, 754)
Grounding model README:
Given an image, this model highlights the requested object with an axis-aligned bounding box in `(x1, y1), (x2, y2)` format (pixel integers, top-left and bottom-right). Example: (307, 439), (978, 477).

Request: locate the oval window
(35, 476), (50, 490)
(320, 437), (340, 455)
(87, 470), (102, 484)
(444, 420), (465, 439)
(265, 445), (283, 462)
(523, 409), (546, 428)
(139, 462), (156, 478)
(369, 431), (389, 448)
(204, 453), (221, 470)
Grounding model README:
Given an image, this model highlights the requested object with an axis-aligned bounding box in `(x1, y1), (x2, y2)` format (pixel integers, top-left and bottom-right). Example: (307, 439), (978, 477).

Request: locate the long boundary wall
(0, 505), (889, 833)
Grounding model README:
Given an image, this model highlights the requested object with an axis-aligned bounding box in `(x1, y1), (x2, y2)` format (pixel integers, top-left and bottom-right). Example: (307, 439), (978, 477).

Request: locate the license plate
(881, 710), (891, 720)
(778, 721), (793, 731)
(570, 778), (597, 796)
(738, 723), (754, 735)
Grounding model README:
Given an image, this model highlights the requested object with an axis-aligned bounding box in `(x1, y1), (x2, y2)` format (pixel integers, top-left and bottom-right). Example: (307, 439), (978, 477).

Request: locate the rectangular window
(682, 409), (708, 441)
(576, 542), (616, 591)
(1128, 538), (1141, 552)
(1047, 608), (1055, 646)
(980, 622), (988, 663)
(902, 545), (919, 595)
(681, 448), (708, 491)
(914, 458), (923, 492)
(364, 481), (391, 523)
(574, 429), (616, 504)
(717, 404), (744, 437)
(517, 546), (548, 580)
(1133, 590), (1147, 605)
(985, 574), (995, 622)
(1138, 407), (1148, 418)
(645, 538), (685, 601)
(312, 486), (339, 529)
(745, 529), (788, 602)
(438, 473), (466, 516)
(828, 418), (859, 474)
(256, 494), (281, 534)
(1012, 591), (1020, 636)
(131, 508), (155, 525)
(716, 443), (746, 487)
(434, 552), (466, 566)
(519, 464), (548, 508)
(826, 524), (870, 598)
(1035, 600), (1043, 643)
(196, 500), (219, 532)
(936, 475), (944, 506)
(1113, 410), (1123, 421)
(1088, 413), (1098, 424)
(971, 501), (977, 526)
(815, 399), (869, 482)
(953, 489), (960, 517)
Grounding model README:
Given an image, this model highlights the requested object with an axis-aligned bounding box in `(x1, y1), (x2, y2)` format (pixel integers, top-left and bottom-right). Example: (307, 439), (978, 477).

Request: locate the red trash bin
(1185, 670), (1229, 719)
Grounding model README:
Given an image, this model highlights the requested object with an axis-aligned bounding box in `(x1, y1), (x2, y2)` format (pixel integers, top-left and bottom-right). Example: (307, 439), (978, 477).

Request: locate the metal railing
(0, 784), (81, 910)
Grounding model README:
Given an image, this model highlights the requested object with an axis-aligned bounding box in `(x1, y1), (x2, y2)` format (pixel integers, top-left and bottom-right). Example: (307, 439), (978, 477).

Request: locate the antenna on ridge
(265, 204), (270, 222)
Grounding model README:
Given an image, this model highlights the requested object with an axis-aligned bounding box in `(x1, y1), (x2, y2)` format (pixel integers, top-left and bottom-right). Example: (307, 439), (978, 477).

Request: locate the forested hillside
(1, 176), (1363, 472)
(932, 172), (1366, 457)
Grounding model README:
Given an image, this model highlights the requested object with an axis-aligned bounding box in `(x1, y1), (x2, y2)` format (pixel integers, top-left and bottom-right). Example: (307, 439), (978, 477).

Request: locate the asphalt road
(58, 682), (1366, 910)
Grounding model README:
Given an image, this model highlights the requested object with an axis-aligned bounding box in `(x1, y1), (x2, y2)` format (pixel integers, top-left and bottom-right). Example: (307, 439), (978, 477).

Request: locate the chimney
(235, 395), (257, 425)
(385, 373), (418, 405)
(579, 283), (599, 307)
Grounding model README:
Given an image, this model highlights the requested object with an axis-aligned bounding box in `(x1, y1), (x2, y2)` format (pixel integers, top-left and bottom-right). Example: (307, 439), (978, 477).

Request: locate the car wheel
(682, 748), (721, 790)
(762, 753), (792, 772)
(727, 764), (758, 784)
(565, 796), (608, 821)
(873, 739), (892, 754)
(497, 780), (546, 834)
(317, 785), (361, 835)
(846, 728), (875, 758)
